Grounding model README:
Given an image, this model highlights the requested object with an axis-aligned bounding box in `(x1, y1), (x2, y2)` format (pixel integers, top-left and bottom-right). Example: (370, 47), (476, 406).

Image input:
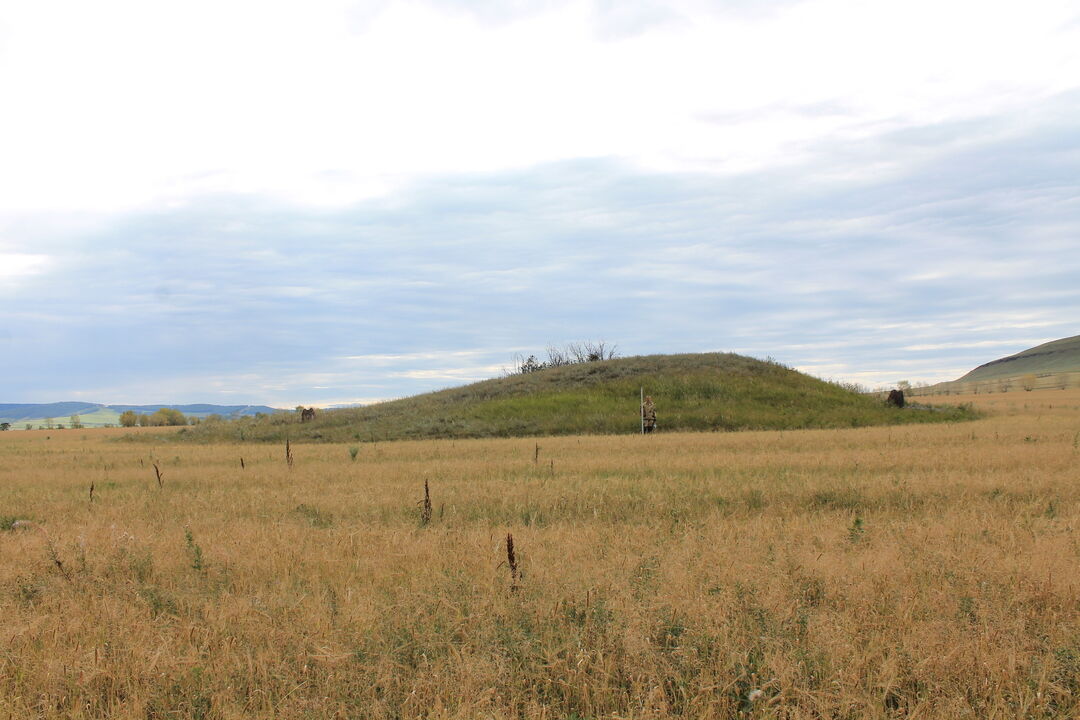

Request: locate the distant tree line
(509, 341), (619, 375)
(19, 415), (85, 430)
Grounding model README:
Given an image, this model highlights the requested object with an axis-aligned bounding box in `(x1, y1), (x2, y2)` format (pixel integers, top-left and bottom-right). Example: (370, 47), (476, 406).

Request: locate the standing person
(642, 395), (657, 433)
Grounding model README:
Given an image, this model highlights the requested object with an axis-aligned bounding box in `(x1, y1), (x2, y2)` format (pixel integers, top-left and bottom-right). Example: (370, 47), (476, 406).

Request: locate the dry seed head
(419, 480), (433, 526)
(506, 533), (519, 589)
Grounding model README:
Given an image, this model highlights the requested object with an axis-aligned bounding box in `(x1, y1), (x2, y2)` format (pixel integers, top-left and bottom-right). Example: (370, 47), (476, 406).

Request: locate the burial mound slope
(173, 353), (975, 443)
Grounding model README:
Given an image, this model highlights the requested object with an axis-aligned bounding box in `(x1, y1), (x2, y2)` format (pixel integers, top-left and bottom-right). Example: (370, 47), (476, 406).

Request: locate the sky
(2, 0), (1079, 407)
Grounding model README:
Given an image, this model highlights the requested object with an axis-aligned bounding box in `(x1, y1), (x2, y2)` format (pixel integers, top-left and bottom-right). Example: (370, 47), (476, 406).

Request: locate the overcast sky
(2, 0), (1078, 407)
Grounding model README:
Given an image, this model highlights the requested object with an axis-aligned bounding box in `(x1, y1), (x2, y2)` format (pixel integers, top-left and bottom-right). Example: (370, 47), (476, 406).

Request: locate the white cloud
(901, 339), (1056, 352)
(320, 396), (394, 408)
(0, 253), (49, 279)
(340, 349), (504, 363)
(2, 0), (1078, 213)
(1, 2), (1078, 404)
(390, 364), (506, 381)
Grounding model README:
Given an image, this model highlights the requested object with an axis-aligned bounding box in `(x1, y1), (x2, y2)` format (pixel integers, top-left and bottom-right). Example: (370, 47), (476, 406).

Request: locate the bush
(510, 341), (619, 374)
(129, 408), (188, 427)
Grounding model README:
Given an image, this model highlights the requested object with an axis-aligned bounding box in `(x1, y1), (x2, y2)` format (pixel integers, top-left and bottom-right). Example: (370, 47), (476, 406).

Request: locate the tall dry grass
(1, 390), (1079, 718)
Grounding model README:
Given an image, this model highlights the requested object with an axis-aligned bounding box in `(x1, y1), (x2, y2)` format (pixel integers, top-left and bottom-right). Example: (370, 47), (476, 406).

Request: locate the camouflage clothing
(642, 396), (657, 433)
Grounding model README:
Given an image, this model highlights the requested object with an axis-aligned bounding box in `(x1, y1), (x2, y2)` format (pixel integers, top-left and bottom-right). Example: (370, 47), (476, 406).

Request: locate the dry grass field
(2, 390), (1079, 719)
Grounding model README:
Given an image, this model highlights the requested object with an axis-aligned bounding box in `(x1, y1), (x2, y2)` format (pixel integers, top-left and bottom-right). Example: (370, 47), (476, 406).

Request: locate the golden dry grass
(2, 390), (1079, 718)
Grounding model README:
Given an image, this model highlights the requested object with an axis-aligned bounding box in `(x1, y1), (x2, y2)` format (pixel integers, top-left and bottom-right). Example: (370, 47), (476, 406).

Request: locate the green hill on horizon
(956, 335), (1080, 384)
(168, 353), (974, 444)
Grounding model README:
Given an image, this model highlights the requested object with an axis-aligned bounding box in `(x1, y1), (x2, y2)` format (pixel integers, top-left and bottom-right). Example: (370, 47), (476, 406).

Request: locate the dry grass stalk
(152, 462), (164, 489)
(419, 480), (432, 526)
(13, 520), (73, 584)
(506, 532), (519, 590)
(89, 481), (94, 503)
(50, 544), (72, 583)
(240, 457), (245, 469)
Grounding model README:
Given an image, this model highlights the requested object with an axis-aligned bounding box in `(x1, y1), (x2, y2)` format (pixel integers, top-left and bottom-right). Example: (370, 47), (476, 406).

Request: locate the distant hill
(172, 352), (975, 444)
(957, 335), (1080, 383)
(906, 334), (1080, 396)
(0, 402), (104, 419)
(0, 402), (281, 428)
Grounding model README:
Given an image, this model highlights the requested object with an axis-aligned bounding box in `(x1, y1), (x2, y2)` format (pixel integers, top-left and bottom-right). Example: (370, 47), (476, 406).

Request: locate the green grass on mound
(157, 353), (976, 444)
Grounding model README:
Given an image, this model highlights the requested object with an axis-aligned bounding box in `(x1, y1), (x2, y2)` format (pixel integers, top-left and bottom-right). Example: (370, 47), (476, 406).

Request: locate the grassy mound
(167, 353), (976, 444)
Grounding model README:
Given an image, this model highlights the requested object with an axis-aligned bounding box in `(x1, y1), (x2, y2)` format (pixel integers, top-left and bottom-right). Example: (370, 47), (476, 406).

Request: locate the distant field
(912, 370), (1080, 397)
(5, 407), (125, 429)
(1, 390), (1078, 718)
(0, 404), (282, 429)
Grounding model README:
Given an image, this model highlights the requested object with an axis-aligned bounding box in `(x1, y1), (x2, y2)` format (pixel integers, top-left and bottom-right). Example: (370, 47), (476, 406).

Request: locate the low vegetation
(0, 389), (1077, 717)
(120, 408), (189, 427)
(171, 353), (976, 444)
